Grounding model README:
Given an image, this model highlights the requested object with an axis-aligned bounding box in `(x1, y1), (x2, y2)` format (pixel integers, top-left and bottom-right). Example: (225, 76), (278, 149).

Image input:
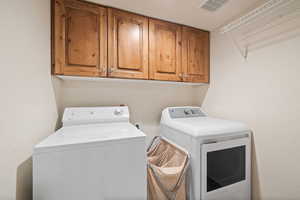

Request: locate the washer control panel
(62, 106), (129, 126)
(169, 107), (206, 118)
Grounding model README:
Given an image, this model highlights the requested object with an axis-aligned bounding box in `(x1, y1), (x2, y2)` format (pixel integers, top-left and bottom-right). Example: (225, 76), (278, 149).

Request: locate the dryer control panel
(168, 107), (206, 118)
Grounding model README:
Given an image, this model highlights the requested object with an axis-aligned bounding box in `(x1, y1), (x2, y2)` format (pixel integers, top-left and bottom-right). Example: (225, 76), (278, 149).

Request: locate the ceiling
(87, 0), (267, 31)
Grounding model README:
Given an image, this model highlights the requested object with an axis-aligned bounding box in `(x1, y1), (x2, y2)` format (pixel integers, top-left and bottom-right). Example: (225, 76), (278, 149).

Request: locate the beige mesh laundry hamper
(147, 136), (190, 200)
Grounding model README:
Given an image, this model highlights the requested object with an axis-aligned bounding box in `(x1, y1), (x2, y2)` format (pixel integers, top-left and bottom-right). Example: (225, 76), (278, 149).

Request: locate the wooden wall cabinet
(52, 0), (210, 83)
(149, 19), (182, 81)
(53, 0), (107, 77)
(182, 27), (209, 83)
(108, 9), (149, 79)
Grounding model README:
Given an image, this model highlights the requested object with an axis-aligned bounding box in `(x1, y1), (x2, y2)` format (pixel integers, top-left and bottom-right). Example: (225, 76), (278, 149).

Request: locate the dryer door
(201, 137), (251, 200)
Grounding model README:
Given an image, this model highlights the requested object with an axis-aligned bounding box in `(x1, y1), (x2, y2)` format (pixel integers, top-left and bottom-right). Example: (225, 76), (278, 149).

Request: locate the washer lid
(162, 117), (250, 137)
(34, 122), (145, 153)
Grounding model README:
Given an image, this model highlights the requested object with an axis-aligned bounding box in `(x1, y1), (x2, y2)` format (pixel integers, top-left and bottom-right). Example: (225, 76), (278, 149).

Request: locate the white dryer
(160, 107), (251, 200)
(33, 106), (146, 200)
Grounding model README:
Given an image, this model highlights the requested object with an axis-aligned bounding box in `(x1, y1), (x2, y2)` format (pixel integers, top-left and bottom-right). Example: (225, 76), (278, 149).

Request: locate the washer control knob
(184, 109), (191, 115)
(114, 109), (123, 116)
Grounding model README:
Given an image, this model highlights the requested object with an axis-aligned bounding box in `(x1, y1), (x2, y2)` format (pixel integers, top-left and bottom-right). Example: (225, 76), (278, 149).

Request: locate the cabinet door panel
(182, 27), (209, 83)
(118, 21), (142, 70)
(149, 19), (182, 81)
(108, 9), (148, 79)
(66, 8), (98, 66)
(53, 0), (107, 77)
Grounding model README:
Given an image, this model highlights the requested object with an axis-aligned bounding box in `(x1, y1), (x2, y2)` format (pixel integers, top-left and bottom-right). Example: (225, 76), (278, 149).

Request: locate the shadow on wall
(52, 77), (64, 130)
(16, 158), (33, 200)
(251, 133), (262, 200)
(14, 78), (63, 200)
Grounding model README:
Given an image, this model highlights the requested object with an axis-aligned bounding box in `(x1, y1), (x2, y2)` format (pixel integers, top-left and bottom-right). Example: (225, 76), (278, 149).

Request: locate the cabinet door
(108, 9), (149, 79)
(182, 27), (209, 83)
(53, 0), (107, 77)
(149, 19), (182, 81)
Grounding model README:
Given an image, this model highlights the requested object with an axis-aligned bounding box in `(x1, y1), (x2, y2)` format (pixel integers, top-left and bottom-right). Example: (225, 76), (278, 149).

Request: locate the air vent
(200, 0), (229, 12)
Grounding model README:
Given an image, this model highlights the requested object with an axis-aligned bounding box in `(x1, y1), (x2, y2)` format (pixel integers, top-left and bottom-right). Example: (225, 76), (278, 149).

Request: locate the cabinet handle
(179, 73), (188, 78)
(108, 68), (116, 73)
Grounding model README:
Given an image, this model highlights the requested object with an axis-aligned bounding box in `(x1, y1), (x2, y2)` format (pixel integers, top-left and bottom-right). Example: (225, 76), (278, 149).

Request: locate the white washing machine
(160, 107), (251, 200)
(33, 106), (147, 200)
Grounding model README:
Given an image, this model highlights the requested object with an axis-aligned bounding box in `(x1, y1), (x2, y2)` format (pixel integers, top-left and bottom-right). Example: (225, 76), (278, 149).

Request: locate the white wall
(0, 1), (60, 199)
(59, 80), (207, 143)
(203, 32), (300, 200)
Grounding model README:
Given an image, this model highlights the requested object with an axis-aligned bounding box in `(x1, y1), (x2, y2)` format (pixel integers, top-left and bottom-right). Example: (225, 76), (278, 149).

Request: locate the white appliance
(33, 106), (147, 200)
(160, 107), (251, 200)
